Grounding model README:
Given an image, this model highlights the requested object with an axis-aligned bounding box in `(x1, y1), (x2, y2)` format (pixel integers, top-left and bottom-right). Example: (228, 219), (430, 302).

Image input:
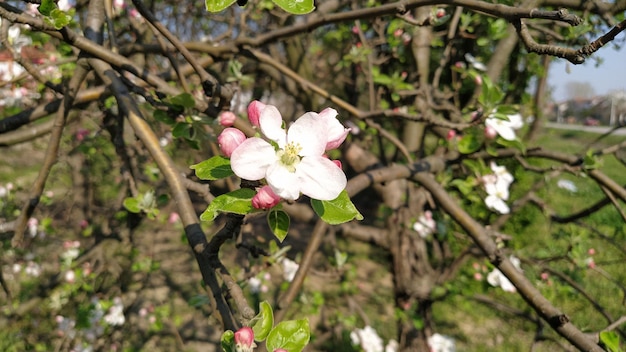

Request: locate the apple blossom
(251, 185), (281, 209)
(350, 326), (384, 352)
(485, 113), (523, 141)
(230, 104), (347, 201)
(483, 162), (514, 214)
(487, 256), (522, 293)
(247, 100), (265, 127)
(218, 127), (247, 157)
(281, 257), (299, 282)
(218, 111), (237, 127)
(234, 326), (257, 352)
(412, 210), (436, 238)
(428, 333), (456, 352)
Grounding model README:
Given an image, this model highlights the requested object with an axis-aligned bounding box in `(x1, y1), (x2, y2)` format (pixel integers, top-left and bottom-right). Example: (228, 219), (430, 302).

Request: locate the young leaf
(38, 0), (57, 16)
(191, 156), (234, 180)
(206, 0), (236, 12)
(266, 319), (310, 352)
(457, 128), (483, 154)
(251, 301), (274, 341)
(310, 190), (363, 225)
(267, 209), (290, 242)
(200, 188), (255, 222)
(272, 0), (315, 14)
(599, 331), (621, 352)
(123, 197), (141, 213)
(169, 93), (195, 109)
(220, 330), (236, 352)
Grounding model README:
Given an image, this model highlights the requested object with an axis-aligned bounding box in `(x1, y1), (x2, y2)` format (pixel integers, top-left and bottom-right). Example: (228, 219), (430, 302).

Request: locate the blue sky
(548, 47), (626, 102)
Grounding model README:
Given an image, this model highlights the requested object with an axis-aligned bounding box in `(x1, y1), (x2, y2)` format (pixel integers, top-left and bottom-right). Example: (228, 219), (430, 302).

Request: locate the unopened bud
(218, 111), (237, 127)
(247, 100), (266, 127)
(218, 128), (246, 157)
(234, 326), (257, 352)
(252, 186), (281, 210)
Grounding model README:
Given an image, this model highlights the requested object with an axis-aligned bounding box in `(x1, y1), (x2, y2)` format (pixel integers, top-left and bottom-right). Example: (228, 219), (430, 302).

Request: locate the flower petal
(287, 112), (327, 157)
(266, 163), (301, 200)
(230, 138), (276, 180)
(259, 105), (287, 147)
(318, 107), (350, 150)
(486, 118), (516, 141)
(295, 156), (347, 200)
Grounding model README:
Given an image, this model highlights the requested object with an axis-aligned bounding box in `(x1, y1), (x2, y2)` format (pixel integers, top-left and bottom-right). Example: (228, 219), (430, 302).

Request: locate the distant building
(549, 91), (626, 126)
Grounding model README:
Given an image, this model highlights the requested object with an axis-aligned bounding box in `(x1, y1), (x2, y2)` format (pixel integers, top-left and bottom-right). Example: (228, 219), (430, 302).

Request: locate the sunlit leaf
(271, 0), (315, 14)
(191, 156), (234, 181)
(267, 209), (290, 242)
(251, 301), (274, 341)
(200, 188), (255, 222)
(266, 319), (310, 352)
(206, 0), (236, 13)
(310, 190), (363, 225)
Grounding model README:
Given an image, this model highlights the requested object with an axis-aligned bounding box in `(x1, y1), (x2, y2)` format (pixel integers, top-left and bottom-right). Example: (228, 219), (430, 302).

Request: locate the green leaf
(266, 319), (310, 352)
(496, 137), (526, 154)
(457, 128), (483, 154)
(153, 110), (174, 125)
(50, 9), (72, 28)
(169, 93), (195, 109)
(191, 156), (234, 181)
(220, 330), (236, 352)
(172, 122), (192, 139)
(200, 188), (256, 222)
(599, 331), (621, 352)
(267, 209), (290, 242)
(206, 0), (236, 12)
(251, 301), (274, 341)
(123, 198), (141, 213)
(310, 190), (363, 225)
(38, 0), (56, 16)
(271, 0), (315, 14)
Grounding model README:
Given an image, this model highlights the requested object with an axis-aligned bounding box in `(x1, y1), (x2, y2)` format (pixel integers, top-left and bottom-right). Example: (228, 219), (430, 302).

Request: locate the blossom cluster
(217, 101), (350, 207)
(485, 112), (523, 141)
(412, 210), (436, 238)
(350, 325), (398, 352)
(482, 162), (514, 214)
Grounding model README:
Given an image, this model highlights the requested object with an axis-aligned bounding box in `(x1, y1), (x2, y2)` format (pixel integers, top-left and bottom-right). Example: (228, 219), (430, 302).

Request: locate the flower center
(277, 142), (302, 172)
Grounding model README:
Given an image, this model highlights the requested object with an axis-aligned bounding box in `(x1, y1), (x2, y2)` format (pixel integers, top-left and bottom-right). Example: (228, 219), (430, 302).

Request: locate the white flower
(248, 277), (262, 294)
(428, 333), (456, 352)
(483, 163), (514, 214)
(103, 297), (125, 326)
(487, 256), (522, 293)
(281, 258), (299, 282)
(413, 211), (436, 238)
(557, 179), (577, 192)
(230, 103), (347, 201)
(25, 261), (41, 277)
(464, 53), (486, 71)
(485, 113), (523, 141)
(385, 339), (399, 352)
(350, 326), (384, 352)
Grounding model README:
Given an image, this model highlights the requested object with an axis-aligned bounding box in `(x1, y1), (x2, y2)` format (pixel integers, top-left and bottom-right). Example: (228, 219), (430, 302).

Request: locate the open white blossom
(428, 333), (456, 352)
(483, 163), (514, 214)
(103, 297), (125, 326)
(487, 256), (522, 293)
(281, 258), (299, 282)
(485, 113), (523, 141)
(230, 102), (348, 201)
(350, 326), (384, 352)
(412, 210), (436, 238)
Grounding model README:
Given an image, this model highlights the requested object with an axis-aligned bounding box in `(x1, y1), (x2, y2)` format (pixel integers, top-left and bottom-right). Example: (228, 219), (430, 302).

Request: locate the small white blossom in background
(281, 258), (299, 282)
(104, 297), (125, 326)
(350, 326), (384, 352)
(464, 53), (487, 71)
(0, 185), (7, 198)
(483, 162), (514, 215)
(56, 315), (77, 338)
(61, 241), (81, 265)
(27, 217), (39, 238)
(428, 333), (456, 352)
(248, 276), (262, 294)
(24, 261), (41, 277)
(412, 210), (436, 238)
(487, 256), (522, 293)
(485, 112), (523, 141)
(385, 339), (399, 352)
(557, 179), (577, 193)
(64, 270), (76, 283)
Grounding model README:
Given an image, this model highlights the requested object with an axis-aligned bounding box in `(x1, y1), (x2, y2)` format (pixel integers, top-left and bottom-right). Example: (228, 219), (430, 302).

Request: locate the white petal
(485, 194), (510, 214)
(266, 163), (301, 200)
(318, 108), (350, 150)
(507, 113), (524, 129)
(486, 118), (516, 141)
(230, 138), (276, 180)
(259, 105), (287, 147)
(295, 156), (347, 200)
(288, 112), (327, 157)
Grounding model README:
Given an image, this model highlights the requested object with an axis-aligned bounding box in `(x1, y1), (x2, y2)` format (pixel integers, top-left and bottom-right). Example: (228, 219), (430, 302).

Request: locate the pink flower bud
(247, 100), (266, 127)
(473, 272), (483, 281)
(393, 28), (403, 37)
(484, 125), (497, 139)
(446, 130), (456, 141)
(351, 26), (359, 34)
(436, 8), (446, 18)
(474, 75), (483, 85)
(234, 326), (257, 352)
(540, 272), (549, 281)
(252, 186), (281, 210)
(218, 111), (237, 127)
(168, 212), (180, 224)
(588, 248), (596, 255)
(218, 128), (246, 157)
